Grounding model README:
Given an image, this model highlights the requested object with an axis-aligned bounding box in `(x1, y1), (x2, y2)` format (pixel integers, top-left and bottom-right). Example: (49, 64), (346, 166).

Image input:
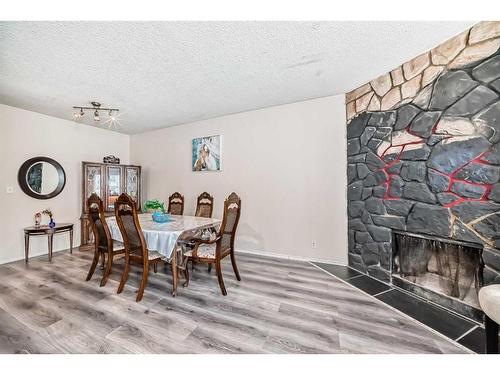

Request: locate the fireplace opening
(392, 231), (484, 320)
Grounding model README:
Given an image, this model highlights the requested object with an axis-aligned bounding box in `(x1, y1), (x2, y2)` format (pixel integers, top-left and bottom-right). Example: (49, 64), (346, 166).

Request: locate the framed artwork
(192, 135), (222, 172)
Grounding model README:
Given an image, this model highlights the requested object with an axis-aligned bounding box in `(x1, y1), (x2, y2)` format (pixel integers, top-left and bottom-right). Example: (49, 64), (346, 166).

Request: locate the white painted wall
(0, 104), (130, 264)
(130, 95), (347, 263)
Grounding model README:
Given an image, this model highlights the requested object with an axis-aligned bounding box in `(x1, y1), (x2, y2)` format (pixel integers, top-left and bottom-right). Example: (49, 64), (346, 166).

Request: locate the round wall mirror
(18, 157), (66, 199)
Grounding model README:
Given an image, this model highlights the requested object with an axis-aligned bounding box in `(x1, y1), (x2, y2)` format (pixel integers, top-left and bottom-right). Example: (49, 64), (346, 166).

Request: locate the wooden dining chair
(168, 192), (184, 215)
(185, 192), (242, 295)
(114, 193), (164, 302)
(85, 193), (125, 287)
(195, 192), (214, 218)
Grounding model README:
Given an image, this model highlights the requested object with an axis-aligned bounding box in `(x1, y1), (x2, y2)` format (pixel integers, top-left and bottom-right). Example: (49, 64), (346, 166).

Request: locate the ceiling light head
(73, 107), (85, 121)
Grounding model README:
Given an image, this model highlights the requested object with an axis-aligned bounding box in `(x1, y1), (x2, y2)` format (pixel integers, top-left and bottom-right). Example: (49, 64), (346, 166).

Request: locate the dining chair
(85, 193), (125, 287)
(195, 192), (214, 218)
(114, 193), (164, 302)
(168, 192), (184, 215)
(185, 192), (242, 295)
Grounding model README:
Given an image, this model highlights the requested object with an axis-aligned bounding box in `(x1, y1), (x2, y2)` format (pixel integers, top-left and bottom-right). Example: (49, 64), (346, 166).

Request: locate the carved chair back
(195, 192), (214, 218)
(216, 192), (241, 253)
(87, 193), (112, 251)
(114, 193), (147, 260)
(168, 192), (184, 215)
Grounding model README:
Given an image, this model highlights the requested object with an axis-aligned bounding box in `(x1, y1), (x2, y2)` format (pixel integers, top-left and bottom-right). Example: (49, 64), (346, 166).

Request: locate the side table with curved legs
(24, 223), (74, 263)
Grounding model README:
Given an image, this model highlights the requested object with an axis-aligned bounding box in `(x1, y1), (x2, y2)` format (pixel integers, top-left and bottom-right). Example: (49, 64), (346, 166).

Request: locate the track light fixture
(72, 101), (120, 127)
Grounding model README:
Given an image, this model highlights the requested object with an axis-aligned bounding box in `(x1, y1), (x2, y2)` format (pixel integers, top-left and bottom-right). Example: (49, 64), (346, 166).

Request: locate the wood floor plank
(0, 284), (63, 332)
(0, 307), (61, 354)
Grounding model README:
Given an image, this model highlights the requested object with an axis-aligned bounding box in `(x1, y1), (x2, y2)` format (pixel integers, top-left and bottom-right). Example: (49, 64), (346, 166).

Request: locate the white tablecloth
(106, 214), (220, 259)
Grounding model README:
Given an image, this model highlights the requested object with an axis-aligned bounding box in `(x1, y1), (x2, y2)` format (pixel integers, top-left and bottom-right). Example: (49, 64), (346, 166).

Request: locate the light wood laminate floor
(0, 249), (468, 353)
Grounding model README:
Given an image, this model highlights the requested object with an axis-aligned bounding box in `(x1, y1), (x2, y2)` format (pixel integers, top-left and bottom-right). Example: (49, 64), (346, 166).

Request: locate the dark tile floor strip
(458, 327), (487, 354)
(458, 326), (500, 354)
(347, 275), (392, 296)
(376, 289), (475, 341)
(313, 262), (484, 353)
(311, 262), (363, 281)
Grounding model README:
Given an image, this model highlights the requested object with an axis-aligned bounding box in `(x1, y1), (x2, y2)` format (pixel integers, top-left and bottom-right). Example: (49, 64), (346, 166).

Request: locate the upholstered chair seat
(185, 244), (216, 259)
(113, 241), (125, 251)
(479, 285), (500, 324)
(479, 284), (500, 353)
(148, 250), (164, 260)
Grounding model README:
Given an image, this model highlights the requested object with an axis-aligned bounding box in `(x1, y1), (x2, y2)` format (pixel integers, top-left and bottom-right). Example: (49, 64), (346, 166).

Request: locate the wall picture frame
(192, 135), (222, 172)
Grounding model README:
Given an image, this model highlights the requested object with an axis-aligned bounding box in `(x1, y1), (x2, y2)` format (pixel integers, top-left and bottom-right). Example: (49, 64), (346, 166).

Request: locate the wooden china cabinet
(80, 161), (142, 249)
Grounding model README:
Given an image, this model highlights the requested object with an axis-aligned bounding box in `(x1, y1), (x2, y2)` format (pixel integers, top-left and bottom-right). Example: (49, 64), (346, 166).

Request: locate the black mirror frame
(18, 157), (66, 200)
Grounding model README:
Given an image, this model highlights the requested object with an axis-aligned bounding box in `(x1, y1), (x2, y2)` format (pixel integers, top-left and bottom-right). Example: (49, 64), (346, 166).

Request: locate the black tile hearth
(312, 263), (363, 281)
(347, 275), (392, 296)
(458, 327), (487, 354)
(458, 326), (500, 354)
(376, 289), (475, 341)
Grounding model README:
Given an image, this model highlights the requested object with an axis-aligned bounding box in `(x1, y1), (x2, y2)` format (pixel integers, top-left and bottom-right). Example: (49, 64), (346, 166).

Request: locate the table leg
(171, 249), (178, 297)
(48, 233), (54, 262)
(24, 234), (30, 263)
(69, 229), (73, 254)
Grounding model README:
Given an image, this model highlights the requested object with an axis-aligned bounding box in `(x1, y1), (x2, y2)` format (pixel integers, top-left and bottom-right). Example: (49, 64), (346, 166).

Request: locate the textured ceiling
(0, 21), (475, 134)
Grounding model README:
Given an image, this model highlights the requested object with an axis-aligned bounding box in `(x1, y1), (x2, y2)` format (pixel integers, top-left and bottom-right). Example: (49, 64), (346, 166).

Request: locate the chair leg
(215, 260), (227, 296)
(171, 260), (178, 297)
(85, 249), (100, 281)
(485, 315), (499, 354)
(117, 256), (130, 294)
(230, 251), (241, 281)
(100, 252), (114, 287)
(208, 263), (212, 273)
(136, 262), (149, 302)
(183, 265), (190, 287)
(100, 252), (106, 270)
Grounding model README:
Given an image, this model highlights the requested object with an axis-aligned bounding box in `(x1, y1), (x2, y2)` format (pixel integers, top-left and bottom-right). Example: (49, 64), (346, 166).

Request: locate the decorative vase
(49, 217), (56, 228)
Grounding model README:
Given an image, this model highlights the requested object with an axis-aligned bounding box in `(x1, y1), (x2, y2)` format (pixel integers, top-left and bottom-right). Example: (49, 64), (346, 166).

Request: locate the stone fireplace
(345, 22), (500, 319)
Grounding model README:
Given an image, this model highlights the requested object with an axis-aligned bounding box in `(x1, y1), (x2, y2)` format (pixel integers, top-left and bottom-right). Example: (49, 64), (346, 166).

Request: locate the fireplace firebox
(392, 230), (484, 321)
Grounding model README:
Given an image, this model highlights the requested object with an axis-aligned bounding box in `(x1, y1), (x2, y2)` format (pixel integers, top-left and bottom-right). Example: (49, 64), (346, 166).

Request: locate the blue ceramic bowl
(152, 212), (171, 223)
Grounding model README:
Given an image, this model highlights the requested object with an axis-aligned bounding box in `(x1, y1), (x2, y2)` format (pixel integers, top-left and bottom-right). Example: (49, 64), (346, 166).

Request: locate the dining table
(106, 213), (221, 296)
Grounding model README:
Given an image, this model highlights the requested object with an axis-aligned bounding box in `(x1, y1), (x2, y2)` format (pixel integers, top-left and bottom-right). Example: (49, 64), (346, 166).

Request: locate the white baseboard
(0, 246), (346, 267)
(235, 248), (347, 266)
(0, 247), (70, 266)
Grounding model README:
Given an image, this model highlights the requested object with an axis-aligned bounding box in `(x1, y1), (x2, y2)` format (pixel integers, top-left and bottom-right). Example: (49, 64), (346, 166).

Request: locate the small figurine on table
(34, 212), (41, 227)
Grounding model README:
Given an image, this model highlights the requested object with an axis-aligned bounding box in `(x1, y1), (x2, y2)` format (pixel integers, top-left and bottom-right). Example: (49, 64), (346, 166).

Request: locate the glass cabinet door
(106, 166), (122, 210)
(125, 167), (140, 205)
(85, 164), (103, 199)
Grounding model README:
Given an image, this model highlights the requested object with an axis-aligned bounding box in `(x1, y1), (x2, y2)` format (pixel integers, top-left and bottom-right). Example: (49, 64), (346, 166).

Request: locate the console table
(23, 223), (74, 263)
